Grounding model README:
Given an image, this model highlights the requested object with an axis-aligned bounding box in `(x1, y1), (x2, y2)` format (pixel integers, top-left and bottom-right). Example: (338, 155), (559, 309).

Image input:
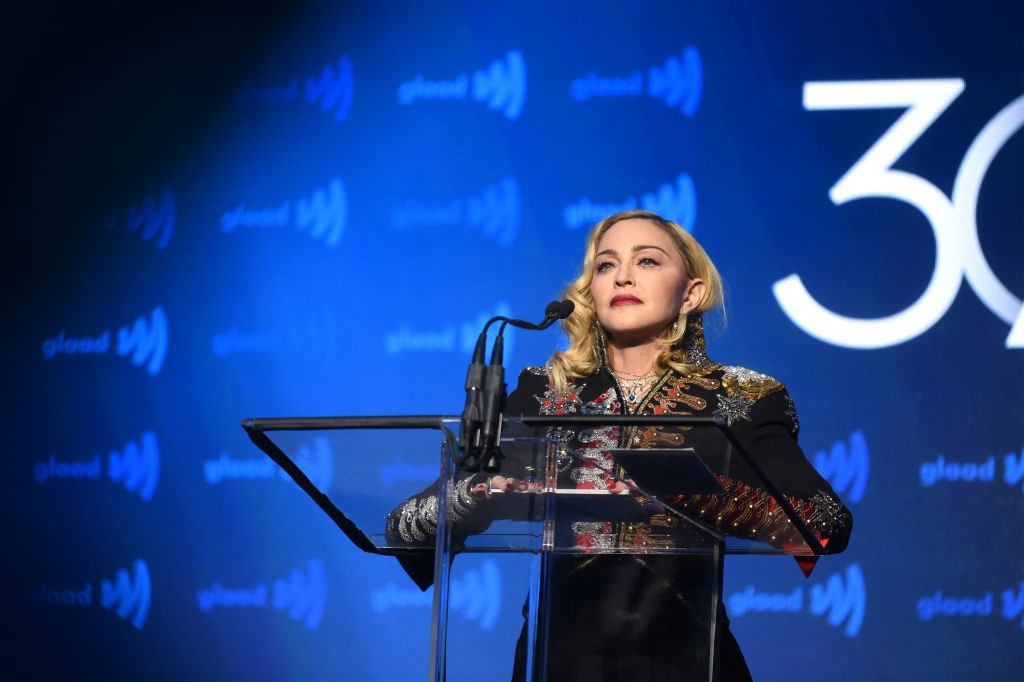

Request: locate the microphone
(459, 300), (575, 471)
(478, 332), (506, 471)
(458, 313), (513, 467)
(500, 300), (575, 332)
(544, 300), (575, 325)
(479, 300), (574, 470)
(457, 332), (487, 462)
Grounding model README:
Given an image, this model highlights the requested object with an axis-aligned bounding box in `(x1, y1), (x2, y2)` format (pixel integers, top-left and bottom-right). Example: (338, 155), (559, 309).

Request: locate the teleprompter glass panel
(245, 415), (820, 557)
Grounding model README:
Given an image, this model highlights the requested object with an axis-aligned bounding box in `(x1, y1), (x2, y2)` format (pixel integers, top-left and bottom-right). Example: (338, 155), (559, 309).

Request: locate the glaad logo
(919, 582), (1023, 628)
(41, 306), (168, 376)
(100, 560), (152, 630)
(96, 187), (175, 250)
(397, 50), (526, 121)
(728, 564), (865, 637)
(379, 459), (437, 486)
(571, 47), (702, 116)
(196, 559), (326, 630)
(918, 589), (992, 621)
(204, 453), (275, 483)
(213, 311), (344, 361)
(117, 307), (168, 375)
(221, 178), (347, 247)
(775, 80), (1024, 349)
(563, 173), (696, 232)
(30, 559), (151, 630)
(812, 431), (868, 503)
(212, 328), (286, 357)
(291, 438), (335, 492)
(385, 302), (515, 359)
(390, 175), (520, 247)
(273, 559), (328, 630)
(1007, 449), (1024, 491)
(305, 57), (355, 122)
(809, 564), (866, 638)
(1003, 582), (1024, 628)
(370, 559), (501, 630)
(108, 432), (160, 500)
(234, 56), (354, 122)
(204, 437), (333, 492)
(33, 431), (160, 501)
(919, 446), (1023, 491)
(30, 579), (93, 606)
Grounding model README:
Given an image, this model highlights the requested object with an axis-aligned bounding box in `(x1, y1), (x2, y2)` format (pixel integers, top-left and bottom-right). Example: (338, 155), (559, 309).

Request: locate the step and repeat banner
(4, 2), (1021, 680)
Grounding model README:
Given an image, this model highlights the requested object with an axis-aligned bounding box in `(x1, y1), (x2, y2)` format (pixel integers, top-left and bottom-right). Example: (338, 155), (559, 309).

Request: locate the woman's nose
(615, 264), (633, 286)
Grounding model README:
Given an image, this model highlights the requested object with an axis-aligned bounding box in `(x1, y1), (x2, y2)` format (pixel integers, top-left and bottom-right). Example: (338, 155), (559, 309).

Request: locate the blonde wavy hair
(548, 209), (724, 393)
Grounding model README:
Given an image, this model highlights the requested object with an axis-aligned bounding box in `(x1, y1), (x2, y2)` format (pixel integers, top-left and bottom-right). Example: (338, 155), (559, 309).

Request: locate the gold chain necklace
(615, 371), (658, 409)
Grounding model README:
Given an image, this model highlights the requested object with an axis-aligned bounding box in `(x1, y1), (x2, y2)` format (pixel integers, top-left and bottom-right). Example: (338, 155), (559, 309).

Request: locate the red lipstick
(610, 294), (643, 306)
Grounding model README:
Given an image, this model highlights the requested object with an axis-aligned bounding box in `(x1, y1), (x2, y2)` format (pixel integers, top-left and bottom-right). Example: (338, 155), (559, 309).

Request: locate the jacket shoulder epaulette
(719, 365), (785, 402)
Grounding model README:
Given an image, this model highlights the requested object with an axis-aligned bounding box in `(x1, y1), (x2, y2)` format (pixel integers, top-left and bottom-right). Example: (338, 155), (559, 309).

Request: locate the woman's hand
(471, 475), (642, 498)
(472, 475), (540, 498)
(606, 477), (637, 494)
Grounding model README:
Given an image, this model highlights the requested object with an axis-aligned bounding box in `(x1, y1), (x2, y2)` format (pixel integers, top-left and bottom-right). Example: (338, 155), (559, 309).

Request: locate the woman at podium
(388, 209), (852, 681)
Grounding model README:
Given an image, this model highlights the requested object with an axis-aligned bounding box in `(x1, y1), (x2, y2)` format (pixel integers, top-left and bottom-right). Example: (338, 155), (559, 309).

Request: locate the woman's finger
(607, 478), (638, 494)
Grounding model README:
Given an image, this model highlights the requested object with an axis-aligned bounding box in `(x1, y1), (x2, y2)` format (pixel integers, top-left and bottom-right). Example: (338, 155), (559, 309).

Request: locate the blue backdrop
(3, 1), (1021, 680)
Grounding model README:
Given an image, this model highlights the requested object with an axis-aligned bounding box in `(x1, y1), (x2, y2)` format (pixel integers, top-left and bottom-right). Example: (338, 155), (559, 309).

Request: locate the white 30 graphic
(773, 79), (1024, 349)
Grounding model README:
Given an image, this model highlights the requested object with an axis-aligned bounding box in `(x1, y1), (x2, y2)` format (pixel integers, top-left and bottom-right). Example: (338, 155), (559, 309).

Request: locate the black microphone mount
(458, 300), (574, 471)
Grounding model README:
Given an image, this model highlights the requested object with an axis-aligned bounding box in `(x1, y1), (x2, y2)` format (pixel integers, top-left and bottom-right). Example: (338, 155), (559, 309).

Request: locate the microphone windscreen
(556, 300), (575, 319)
(544, 300), (560, 317)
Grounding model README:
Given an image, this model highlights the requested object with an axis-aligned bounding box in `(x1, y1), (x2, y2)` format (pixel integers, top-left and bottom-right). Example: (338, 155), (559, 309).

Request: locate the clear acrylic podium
(242, 414), (826, 682)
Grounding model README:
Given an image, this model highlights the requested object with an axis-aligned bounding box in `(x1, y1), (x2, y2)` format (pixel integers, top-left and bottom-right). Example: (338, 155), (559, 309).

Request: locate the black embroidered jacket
(386, 315), (851, 560)
(505, 318), (852, 556)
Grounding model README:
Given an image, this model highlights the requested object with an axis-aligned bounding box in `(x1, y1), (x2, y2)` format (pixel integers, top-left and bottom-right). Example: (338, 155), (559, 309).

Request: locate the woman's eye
(638, 256), (659, 267)
(595, 261), (614, 273)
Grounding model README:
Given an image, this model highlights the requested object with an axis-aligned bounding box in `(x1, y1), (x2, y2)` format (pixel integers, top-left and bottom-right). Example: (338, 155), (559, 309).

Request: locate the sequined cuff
(806, 490), (853, 546)
(385, 474), (489, 543)
(386, 495), (440, 543)
(450, 476), (479, 522)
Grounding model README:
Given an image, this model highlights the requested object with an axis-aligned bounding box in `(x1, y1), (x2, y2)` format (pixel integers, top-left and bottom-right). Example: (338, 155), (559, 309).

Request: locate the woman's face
(590, 218), (703, 345)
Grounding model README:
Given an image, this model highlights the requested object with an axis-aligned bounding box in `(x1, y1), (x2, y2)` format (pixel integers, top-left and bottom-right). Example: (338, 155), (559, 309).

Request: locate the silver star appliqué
(713, 392), (753, 425)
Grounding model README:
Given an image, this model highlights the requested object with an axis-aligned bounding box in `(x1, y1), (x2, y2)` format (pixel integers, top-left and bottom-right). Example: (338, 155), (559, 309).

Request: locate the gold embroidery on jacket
(720, 365), (785, 402)
(631, 374), (719, 447)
